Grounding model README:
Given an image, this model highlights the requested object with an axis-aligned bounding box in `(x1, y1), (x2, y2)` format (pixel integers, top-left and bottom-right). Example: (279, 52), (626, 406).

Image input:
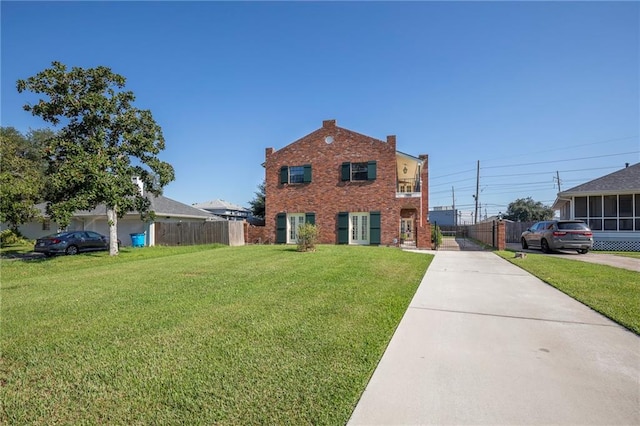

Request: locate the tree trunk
(106, 206), (119, 256)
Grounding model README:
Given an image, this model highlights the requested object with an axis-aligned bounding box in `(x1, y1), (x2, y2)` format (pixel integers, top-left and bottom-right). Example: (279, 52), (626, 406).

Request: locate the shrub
(0, 229), (31, 246)
(297, 223), (319, 252)
(431, 225), (442, 248)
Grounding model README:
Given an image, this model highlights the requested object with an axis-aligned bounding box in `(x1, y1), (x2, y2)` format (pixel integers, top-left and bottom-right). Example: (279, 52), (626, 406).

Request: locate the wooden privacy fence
(155, 221), (244, 246)
(466, 220), (506, 250)
(505, 221), (536, 243)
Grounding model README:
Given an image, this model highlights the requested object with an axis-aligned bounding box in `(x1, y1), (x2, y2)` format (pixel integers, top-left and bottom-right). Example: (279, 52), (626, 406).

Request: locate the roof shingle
(36, 194), (220, 220)
(559, 163), (640, 195)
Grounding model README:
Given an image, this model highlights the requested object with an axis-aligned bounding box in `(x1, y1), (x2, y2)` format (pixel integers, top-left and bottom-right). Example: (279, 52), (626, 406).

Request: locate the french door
(287, 213), (305, 244)
(350, 213), (370, 245)
(400, 218), (414, 241)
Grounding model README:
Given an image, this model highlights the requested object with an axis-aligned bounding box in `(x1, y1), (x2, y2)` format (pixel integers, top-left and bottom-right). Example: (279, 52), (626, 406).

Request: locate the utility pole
(555, 171), (561, 192)
(452, 186), (456, 226)
(474, 160), (480, 225)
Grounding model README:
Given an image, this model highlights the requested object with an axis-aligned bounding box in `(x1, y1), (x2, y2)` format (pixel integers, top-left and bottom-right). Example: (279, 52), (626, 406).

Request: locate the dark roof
(559, 163), (640, 195)
(36, 194), (221, 220)
(149, 195), (221, 219)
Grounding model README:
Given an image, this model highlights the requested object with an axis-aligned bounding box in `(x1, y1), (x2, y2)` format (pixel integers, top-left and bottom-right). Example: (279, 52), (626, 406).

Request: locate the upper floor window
(341, 161), (377, 182)
(289, 166), (304, 183)
(351, 163), (368, 181)
(280, 164), (312, 184)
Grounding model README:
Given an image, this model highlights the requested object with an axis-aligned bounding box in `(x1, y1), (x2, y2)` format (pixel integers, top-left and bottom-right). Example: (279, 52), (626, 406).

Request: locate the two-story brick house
(264, 119), (431, 248)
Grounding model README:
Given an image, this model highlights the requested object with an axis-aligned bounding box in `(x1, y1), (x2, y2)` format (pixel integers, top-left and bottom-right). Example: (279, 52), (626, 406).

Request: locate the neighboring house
(429, 207), (458, 227)
(10, 194), (220, 246)
(552, 163), (640, 251)
(263, 119), (431, 248)
(192, 199), (250, 221)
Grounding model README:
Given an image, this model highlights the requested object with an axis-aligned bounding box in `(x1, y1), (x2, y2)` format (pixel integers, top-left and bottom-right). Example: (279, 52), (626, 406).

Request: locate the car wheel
(521, 238), (528, 249)
(65, 245), (79, 255)
(578, 249), (589, 254)
(540, 239), (550, 253)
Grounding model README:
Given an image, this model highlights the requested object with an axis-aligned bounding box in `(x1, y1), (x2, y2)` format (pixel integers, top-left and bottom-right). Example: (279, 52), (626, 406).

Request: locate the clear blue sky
(2, 1), (638, 220)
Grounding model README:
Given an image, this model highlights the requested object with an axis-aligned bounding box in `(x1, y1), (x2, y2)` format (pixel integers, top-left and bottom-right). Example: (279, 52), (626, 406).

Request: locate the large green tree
(248, 179), (265, 220)
(0, 127), (50, 230)
(17, 61), (175, 255)
(504, 197), (554, 222)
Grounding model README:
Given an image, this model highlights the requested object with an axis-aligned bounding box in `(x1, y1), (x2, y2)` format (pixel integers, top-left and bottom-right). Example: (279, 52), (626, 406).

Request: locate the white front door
(287, 213), (305, 244)
(350, 212), (370, 245)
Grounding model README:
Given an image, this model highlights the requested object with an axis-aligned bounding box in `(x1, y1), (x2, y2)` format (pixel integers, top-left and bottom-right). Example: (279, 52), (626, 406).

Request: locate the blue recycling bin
(130, 233), (145, 247)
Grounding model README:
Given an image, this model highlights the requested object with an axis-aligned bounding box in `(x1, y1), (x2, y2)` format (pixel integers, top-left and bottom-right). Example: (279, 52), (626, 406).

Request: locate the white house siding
(5, 217), (214, 247)
(2, 217), (147, 246)
(2, 220), (62, 240)
(592, 231), (640, 251)
(64, 216), (146, 247)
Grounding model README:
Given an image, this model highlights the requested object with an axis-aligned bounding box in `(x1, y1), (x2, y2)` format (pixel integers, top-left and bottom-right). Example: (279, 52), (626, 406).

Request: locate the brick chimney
(322, 119), (336, 128)
(386, 135), (396, 151)
(265, 147), (275, 162)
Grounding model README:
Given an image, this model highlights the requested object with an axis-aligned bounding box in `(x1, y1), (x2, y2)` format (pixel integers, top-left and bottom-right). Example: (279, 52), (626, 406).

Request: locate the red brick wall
(264, 120), (429, 246)
(245, 222), (271, 244)
(496, 220), (506, 250)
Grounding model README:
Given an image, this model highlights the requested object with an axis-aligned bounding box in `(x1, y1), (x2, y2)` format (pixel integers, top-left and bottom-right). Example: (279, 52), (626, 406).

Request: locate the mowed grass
(1, 244), (432, 425)
(0, 243), (34, 257)
(496, 251), (640, 334)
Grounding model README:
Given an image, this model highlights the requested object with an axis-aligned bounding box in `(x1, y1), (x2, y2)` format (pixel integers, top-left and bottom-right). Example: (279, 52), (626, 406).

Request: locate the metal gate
(435, 225), (486, 251)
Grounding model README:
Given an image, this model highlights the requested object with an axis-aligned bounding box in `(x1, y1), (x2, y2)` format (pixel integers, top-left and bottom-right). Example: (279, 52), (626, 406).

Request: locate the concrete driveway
(506, 243), (640, 272)
(349, 251), (639, 425)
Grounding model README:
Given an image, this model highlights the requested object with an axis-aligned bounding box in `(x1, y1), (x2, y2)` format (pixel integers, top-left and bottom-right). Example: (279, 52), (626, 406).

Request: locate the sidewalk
(348, 251), (640, 425)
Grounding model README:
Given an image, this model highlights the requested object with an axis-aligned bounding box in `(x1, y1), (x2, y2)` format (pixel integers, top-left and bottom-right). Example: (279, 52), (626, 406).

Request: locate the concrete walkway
(348, 251), (640, 425)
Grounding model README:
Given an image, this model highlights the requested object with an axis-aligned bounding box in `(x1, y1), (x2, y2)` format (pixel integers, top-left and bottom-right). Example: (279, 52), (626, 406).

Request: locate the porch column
(147, 222), (155, 246)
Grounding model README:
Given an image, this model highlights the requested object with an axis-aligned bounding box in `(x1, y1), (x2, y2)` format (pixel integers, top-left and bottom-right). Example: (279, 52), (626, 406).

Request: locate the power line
(431, 178), (475, 187)
(486, 181), (555, 187)
(480, 136), (638, 163)
(430, 187), (475, 195)
(481, 151), (639, 170)
(430, 154), (635, 184)
(480, 188), (558, 196)
(481, 165), (622, 179)
(430, 168), (476, 180)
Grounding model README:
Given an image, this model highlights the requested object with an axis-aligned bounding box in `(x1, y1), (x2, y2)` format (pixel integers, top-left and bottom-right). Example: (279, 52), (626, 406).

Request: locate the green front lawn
(496, 251), (640, 334)
(0, 242), (34, 257)
(1, 245), (432, 425)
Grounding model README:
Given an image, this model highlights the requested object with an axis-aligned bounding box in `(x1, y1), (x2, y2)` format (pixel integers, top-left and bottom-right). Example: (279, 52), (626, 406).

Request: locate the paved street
(349, 251), (640, 425)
